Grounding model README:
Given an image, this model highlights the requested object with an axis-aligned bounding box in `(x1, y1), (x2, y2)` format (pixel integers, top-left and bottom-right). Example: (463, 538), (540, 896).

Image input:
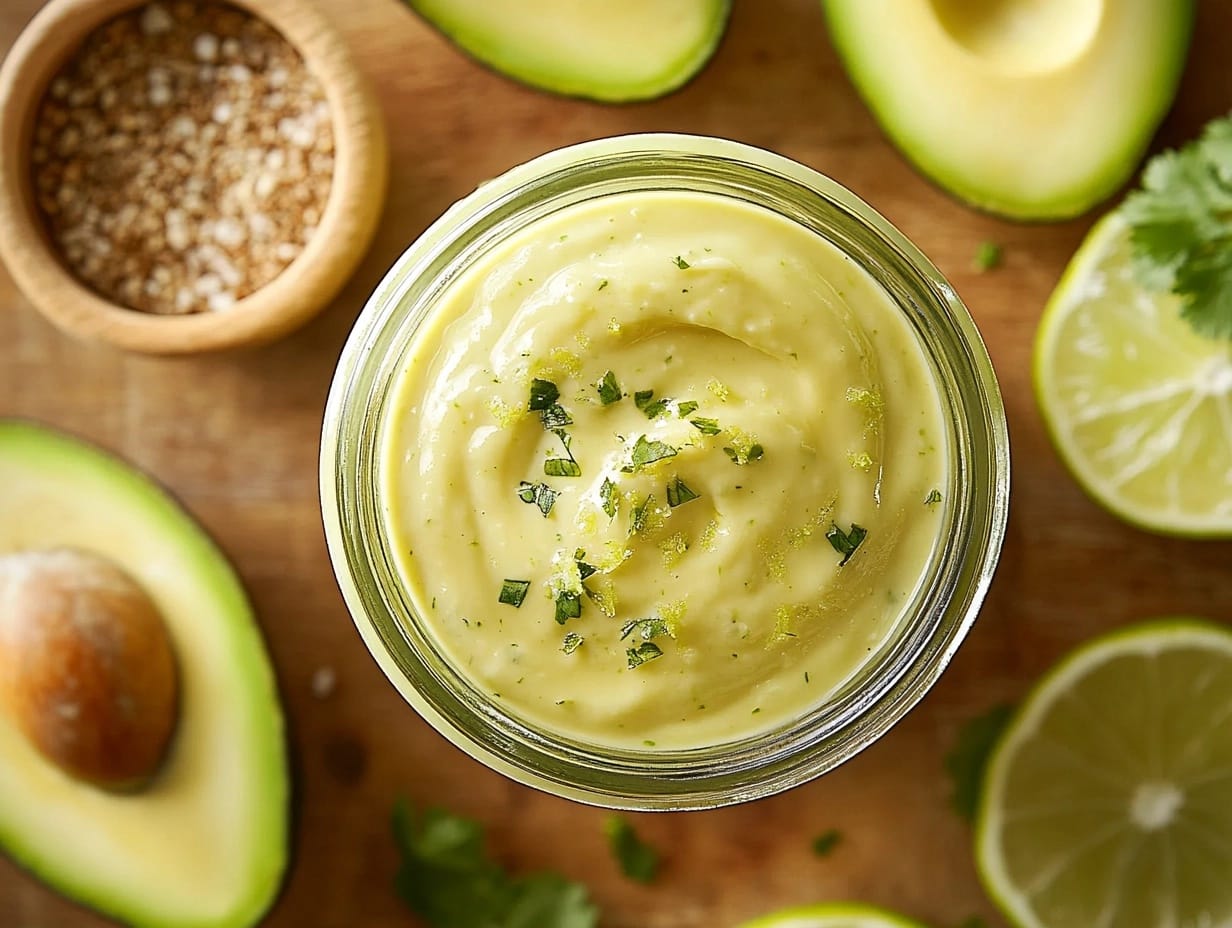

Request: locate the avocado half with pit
(0, 421), (287, 927)
(822, 0), (1195, 220)
(408, 0), (732, 102)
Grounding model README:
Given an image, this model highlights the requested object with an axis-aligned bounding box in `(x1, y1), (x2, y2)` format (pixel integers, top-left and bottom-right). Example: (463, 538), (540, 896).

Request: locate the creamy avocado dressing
(381, 191), (946, 750)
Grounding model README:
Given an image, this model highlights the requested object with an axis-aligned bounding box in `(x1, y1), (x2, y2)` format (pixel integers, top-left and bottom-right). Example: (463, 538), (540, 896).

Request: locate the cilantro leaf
(619, 616), (670, 641)
(561, 632), (583, 654)
(973, 241), (1002, 273)
(634, 389), (670, 419)
(825, 522), (867, 566)
(811, 829), (842, 857)
(666, 476), (699, 508)
(498, 580), (530, 608)
(600, 477), (618, 518)
(545, 458), (581, 478)
(392, 802), (598, 928)
(676, 400), (699, 418)
(528, 379), (560, 411)
(1121, 114), (1232, 339)
(625, 641), (663, 669)
(630, 494), (654, 533)
(517, 481), (557, 517)
(690, 417), (722, 436)
(946, 704), (1015, 822)
(603, 816), (660, 884)
(554, 590), (582, 625)
(672, 255), (690, 269)
(626, 435), (677, 471)
(596, 371), (622, 405)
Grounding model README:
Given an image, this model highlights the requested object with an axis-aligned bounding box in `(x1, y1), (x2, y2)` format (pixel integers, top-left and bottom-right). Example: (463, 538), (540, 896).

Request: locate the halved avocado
(822, 0), (1194, 220)
(408, 0), (732, 102)
(0, 421), (287, 927)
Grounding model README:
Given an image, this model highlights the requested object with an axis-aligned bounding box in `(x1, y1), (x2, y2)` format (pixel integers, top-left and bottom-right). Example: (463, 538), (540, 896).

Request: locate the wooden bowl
(0, 0), (388, 354)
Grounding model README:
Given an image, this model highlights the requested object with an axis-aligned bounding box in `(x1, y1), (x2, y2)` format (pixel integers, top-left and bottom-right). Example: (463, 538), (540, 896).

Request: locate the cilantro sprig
(392, 802), (598, 928)
(603, 816), (660, 884)
(1122, 114), (1232, 340)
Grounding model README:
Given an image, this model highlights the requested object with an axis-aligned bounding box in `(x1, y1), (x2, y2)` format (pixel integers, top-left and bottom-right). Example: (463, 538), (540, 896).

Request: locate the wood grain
(1, 1), (1230, 926)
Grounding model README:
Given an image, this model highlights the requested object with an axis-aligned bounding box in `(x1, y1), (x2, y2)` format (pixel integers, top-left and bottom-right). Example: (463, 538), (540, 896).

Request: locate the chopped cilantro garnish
(826, 522), (867, 566)
(497, 580), (530, 608)
(672, 255), (690, 270)
(596, 370), (622, 405)
(544, 458), (582, 478)
(625, 641), (663, 669)
(574, 549), (598, 581)
(973, 241), (1002, 273)
(600, 477), (619, 517)
(561, 632), (583, 655)
(666, 477), (699, 508)
(627, 435), (677, 471)
(527, 378), (559, 411)
(925, 489), (943, 506)
(620, 616), (670, 641)
(517, 481), (558, 517)
(690, 417), (721, 435)
(946, 704), (1015, 822)
(675, 400), (699, 418)
(723, 443), (764, 465)
(597, 279), (609, 291)
(633, 389), (670, 419)
(630, 494), (654, 533)
(811, 829), (842, 857)
(392, 801), (598, 928)
(1121, 114), (1232, 340)
(554, 590), (582, 625)
(539, 403), (572, 429)
(603, 816), (660, 884)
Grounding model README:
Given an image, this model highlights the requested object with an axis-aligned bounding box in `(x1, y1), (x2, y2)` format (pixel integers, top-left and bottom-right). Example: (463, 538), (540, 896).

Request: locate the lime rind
(1033, 213), (1232, 538)
(975, 618), (1232, 928)
(737, 901), (930, 928)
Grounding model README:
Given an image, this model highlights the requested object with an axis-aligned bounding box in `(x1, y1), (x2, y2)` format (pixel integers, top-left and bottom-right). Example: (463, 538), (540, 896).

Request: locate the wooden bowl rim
(0, 0), (388, 354)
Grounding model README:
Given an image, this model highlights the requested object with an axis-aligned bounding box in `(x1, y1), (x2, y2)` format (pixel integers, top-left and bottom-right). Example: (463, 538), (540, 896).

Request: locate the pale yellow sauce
(381, 191), (946, 750)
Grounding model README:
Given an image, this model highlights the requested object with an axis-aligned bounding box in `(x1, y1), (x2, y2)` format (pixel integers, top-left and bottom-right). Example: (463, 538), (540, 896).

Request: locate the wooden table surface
(2, 2), (1231, 926)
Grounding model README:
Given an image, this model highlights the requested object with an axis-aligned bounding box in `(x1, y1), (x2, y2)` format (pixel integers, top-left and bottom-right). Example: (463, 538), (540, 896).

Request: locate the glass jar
(320, 134), (1010, 810)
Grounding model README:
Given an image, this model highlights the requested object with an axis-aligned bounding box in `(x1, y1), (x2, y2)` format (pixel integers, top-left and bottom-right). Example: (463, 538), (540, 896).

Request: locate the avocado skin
(821, 0), (1196, 221)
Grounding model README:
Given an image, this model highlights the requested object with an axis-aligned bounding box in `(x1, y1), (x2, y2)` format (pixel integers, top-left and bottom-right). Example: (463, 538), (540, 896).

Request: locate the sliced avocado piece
(408, 0), (732, 102)
(822, 0), (1194, 220)
(0, 420), (287, 928)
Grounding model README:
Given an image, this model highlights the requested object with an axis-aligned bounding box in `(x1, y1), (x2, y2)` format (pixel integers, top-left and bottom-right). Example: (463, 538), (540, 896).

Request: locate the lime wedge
(976, 619), (1232, 928)
(737, 902), (928, 928)
(1033, 213), (1232, 536)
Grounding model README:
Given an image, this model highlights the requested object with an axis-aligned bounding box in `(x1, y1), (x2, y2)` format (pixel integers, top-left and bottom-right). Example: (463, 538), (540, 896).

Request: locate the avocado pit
(0, 548), (179, 790)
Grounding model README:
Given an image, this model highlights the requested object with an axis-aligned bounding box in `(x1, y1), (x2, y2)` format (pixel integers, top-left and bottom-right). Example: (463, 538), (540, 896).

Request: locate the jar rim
(320, 133), (1010, 810)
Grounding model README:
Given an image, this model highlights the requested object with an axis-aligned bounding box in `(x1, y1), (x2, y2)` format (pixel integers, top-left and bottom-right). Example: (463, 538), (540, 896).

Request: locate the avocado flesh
(409, 0), (732, 102)
(0, 421), (287, 928)
(823, 0), (1194, 220)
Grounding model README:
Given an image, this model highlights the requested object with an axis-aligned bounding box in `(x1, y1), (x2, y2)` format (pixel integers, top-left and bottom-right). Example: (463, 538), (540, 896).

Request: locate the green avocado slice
(0, 421), (287, 928)
(822, 0), (1194, 220)
(408, 0), (732, 102)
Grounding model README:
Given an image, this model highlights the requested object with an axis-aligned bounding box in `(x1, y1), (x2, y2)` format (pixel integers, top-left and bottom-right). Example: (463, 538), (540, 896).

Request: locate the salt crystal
(193, 33), (220, 63)
(265, 149), (286, 171)
(212, 102), (233, 124)
(140, 4), (173, 35)
(193, 272), (223, 296)
(248, 213), (274, 239)
(228, 64), (252, 83)
(212, 217), (246, 248)
(274, 242), (299, 262)
(268, 67), (288, 88)
(148, 83), (172, 107)
(254, 173), (277, 199)
(169, 115), (196, 138)
(207, 291), (237, 312)
(311, 666), (336, 700)
(221, 37), (241, 59)
(165, 210), (190, 251)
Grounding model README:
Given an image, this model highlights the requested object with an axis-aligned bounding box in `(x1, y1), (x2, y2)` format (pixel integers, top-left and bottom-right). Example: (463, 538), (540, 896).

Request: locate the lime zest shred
(845, 386), (885, 437)
(487, 397), (526, 428)
(698, 519), (722, 552)
(659, 531), (690, 568)
(846, 450), (874, 472)
(706, 378), (732, 402)
(550, 347), (583, 378)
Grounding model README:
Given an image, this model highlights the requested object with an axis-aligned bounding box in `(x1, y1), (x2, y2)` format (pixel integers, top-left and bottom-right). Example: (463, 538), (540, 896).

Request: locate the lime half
(737, 902), (928, 928)
(976, 619), (1232, 928)
(1034, 213), (1232, 536)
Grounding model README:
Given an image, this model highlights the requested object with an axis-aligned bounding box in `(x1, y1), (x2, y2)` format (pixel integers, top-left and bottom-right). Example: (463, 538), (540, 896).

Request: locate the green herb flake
(620, 616), (671, 641)
(391, 801), (599, 928)
(603, 816), (660, 884)
(666, 477), (700, 508)
(973, 241), (1002, 273)
(539, 403), (573, 430)
(554, 590), (582, 625)
(600, 477), (619, 518)
(946, 704), (1015, 822)
(690, 417), (722, 436)
(628, 435), (677, 471)
(633, 389), (670, 419)
(498, 580), (530, 608)
(675, 400), (699, 418)
(625, 641), (664, 669)
(925, 489), (943, 506)
(672, 255), (690, 270)
(574, 549), (598, 581)
(596, 370), (622, 405)
(517, 481), (558, 517)
(527, 378), (560, 411)
(545, 458), (582, 478)
(1121, 114), (1232, 339)
(811, 829), (842, 857)
(561, 632), (583, 655)
(630, 494), (654, 534)
(597, 279), (609, 291)
(723, 443), (764, 465)
(826, 522), (867, 566)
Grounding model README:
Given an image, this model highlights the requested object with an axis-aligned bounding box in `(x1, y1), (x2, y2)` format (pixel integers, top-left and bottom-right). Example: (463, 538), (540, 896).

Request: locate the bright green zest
(1034, 213), (1232, 536)
(736, 901), (929, 928)
(976, 619), (1232, 928)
